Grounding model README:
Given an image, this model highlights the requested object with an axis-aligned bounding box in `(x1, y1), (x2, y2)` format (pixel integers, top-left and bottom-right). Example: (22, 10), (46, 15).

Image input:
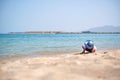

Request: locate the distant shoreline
(8, 31), (120, 34)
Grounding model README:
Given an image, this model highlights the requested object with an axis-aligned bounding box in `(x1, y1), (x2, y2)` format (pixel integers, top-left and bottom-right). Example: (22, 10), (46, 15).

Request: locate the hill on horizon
(88, 26), (120, 32)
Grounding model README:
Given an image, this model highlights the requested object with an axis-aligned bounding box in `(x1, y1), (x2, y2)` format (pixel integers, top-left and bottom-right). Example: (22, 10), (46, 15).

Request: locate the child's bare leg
(81, 46), (85, 54)
(91, 48), (96, 54)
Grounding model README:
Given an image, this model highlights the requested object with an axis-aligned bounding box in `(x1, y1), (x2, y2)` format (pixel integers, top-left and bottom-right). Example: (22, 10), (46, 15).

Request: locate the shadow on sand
(74, 52), (91, 55)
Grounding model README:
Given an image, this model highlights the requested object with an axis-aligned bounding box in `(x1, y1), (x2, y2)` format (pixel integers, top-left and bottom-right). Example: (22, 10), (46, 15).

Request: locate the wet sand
(0, 49), (120, 80)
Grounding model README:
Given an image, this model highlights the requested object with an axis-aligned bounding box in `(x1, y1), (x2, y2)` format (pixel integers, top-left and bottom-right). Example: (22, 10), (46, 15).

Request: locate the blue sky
(0, 0), (120, 33)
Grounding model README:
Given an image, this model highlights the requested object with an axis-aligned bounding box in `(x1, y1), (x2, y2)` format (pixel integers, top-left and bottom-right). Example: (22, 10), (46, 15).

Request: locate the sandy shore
(0, 50), (120, 80)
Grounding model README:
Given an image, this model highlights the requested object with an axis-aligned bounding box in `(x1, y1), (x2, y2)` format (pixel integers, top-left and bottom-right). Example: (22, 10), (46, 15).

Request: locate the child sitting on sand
(81, 40), (97, 54)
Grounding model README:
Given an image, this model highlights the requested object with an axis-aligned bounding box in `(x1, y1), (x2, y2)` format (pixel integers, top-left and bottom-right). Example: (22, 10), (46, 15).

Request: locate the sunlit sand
(0, 49), (120, 80)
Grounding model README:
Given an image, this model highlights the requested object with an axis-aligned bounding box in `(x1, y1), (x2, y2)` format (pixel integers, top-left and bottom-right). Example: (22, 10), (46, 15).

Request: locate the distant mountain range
(88, 26), (120, 32)
(8, 25), (120, 34)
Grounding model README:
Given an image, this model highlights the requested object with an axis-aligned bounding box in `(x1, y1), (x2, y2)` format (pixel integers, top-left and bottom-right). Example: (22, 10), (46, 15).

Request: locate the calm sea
(0, 34), (120, 56)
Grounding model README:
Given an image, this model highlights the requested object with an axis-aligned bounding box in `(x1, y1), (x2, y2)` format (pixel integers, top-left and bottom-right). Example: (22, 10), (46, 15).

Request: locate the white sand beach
(0, 49), (120, 80)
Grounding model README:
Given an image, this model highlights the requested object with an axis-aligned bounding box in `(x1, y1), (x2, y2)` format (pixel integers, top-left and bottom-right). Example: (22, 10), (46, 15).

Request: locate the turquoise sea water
(0, 34), (120, 56)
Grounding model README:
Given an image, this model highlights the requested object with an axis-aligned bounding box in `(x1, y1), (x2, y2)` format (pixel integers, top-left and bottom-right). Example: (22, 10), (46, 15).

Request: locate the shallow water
(0, 34), (120, 56)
